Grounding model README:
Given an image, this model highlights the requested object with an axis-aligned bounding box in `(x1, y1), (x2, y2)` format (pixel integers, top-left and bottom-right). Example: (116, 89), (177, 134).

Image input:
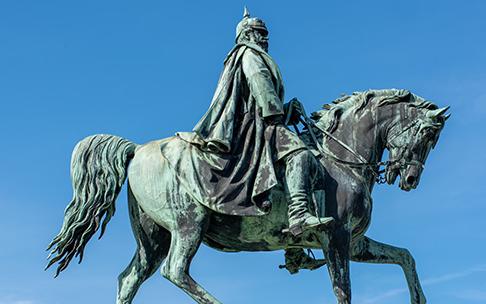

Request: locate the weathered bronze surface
(46, 8), (449, 304)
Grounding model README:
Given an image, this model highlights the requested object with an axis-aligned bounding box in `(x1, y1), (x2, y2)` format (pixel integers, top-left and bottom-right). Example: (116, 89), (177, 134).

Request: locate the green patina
(46, 8), (449, 304)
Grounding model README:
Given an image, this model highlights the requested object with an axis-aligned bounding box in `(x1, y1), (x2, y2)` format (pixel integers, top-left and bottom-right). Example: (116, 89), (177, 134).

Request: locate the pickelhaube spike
(235, 7), (268, 42)
(243, 6), (250, 18)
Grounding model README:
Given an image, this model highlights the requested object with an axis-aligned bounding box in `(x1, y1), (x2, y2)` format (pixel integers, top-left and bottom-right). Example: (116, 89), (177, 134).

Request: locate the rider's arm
(241, 49), (284, 120)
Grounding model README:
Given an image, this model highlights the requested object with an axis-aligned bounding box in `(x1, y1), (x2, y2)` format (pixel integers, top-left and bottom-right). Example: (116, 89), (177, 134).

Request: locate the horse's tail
(46, 134), (137, 276)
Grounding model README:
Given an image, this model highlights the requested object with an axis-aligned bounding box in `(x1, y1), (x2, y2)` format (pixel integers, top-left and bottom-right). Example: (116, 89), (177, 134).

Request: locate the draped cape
(161, 43), (306, 216)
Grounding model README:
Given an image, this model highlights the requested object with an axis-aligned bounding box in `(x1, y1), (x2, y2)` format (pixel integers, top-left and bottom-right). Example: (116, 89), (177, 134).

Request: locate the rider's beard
(254, 36), (268, 52)
(259, 40), (269, 52)
(251, 31), (269, 52)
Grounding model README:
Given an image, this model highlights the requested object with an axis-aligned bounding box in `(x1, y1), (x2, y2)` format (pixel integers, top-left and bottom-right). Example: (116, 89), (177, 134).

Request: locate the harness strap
(387, 119), (419, 147)
(386, 119), (426, 170)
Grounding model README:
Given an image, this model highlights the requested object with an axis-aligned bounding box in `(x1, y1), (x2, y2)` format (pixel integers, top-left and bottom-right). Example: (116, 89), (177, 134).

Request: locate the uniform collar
(224, 42), (269, 63)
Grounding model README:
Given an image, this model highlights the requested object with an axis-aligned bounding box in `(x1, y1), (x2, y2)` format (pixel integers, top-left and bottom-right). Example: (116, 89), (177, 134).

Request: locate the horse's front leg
(321, 226), (351, 304)
(350, 236), (426, 304)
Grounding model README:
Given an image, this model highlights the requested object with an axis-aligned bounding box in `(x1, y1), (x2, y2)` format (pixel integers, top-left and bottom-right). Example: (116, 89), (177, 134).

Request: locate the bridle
(297, 104), (425, 185)
(385, 119), (426, 171)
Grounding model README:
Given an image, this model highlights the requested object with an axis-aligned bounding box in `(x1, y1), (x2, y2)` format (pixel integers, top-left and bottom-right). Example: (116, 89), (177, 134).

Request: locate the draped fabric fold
(162, 43), (306, 216)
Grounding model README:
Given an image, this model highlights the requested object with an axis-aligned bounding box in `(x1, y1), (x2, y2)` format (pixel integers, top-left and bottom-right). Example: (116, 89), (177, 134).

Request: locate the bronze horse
(47, 89), (449, 304)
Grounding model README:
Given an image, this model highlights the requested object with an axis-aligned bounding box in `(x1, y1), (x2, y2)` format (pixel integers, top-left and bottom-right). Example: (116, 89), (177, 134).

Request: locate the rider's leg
(284, 149), (334, 236)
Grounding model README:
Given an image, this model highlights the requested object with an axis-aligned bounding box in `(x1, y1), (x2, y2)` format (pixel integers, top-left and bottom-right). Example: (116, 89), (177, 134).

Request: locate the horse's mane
(311, 89), (438, 132)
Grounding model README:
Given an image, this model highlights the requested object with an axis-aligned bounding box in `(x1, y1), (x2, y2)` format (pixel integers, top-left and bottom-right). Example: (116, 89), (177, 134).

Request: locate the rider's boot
(287, 191), (334, 236)
(285, 150), (334, 236)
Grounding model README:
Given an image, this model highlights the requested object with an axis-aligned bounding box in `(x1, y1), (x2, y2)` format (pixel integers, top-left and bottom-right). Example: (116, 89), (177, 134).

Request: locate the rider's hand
(284, 98), (303, 125)
(289, 97), (302, 112)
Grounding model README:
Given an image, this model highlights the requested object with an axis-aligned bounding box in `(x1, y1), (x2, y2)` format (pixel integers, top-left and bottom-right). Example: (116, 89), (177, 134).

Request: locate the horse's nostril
(406, 175), (416, 185)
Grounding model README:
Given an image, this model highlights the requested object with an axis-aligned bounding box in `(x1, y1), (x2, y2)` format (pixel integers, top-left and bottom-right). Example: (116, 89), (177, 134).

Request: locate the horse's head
(311, 89), (449, 191)
(384, 102), (450, 191)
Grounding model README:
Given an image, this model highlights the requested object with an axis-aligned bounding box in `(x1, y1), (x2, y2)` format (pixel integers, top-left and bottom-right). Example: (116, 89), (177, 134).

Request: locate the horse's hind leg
(117, 186), (171, 304)
(350, 236), (426, 304)
(161, 199), (221, 304)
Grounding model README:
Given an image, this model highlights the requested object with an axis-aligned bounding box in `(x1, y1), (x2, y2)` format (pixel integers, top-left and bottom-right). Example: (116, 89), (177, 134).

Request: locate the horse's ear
(427, 106), (450, 119)
(439, 106), (450, 116)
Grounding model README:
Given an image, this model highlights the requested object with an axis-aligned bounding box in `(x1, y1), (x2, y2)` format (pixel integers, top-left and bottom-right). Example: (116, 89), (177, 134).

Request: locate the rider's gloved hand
(284, 98), (303, 125)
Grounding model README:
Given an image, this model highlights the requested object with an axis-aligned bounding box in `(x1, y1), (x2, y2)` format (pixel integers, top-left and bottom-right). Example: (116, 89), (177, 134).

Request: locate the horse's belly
(204, 191), (324, 252)
(204, 198), (288, 251)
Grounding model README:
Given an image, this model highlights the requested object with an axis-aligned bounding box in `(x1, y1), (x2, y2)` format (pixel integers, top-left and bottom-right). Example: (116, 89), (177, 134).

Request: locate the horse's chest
(349, 191), (372, 236)
(325, 164), (373, 236)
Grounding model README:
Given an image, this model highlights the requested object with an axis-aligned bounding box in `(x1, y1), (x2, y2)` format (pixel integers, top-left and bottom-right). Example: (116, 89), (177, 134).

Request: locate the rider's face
(252, 29), (269, 51)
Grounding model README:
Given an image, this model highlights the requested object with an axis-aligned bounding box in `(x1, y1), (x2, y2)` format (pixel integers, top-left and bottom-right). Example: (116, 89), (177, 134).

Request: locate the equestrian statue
(46, 8), (450, 304)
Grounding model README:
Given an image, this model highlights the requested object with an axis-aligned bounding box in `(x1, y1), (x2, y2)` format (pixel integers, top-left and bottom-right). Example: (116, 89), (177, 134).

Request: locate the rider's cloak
(163, 42), (306, 216)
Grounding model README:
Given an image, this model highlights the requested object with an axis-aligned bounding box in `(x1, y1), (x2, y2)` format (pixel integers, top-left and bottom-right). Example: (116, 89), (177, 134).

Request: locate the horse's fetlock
(334, 286), (351, 301)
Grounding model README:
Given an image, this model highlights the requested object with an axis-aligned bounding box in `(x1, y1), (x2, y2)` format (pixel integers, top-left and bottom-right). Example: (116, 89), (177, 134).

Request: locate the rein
(290, 101), (427, 185)
(297, 107), (388, 184)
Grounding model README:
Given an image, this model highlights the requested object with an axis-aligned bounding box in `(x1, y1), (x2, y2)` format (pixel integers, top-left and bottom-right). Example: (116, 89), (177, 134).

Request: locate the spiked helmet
(235, 7), (268, 42)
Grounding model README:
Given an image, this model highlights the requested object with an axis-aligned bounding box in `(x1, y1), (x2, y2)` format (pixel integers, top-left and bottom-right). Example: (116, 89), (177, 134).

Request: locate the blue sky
(0, 1), (485, 303)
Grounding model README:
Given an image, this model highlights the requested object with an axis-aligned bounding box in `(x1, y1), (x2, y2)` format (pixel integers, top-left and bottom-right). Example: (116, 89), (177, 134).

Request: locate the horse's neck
(325, 107), (386, 165)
